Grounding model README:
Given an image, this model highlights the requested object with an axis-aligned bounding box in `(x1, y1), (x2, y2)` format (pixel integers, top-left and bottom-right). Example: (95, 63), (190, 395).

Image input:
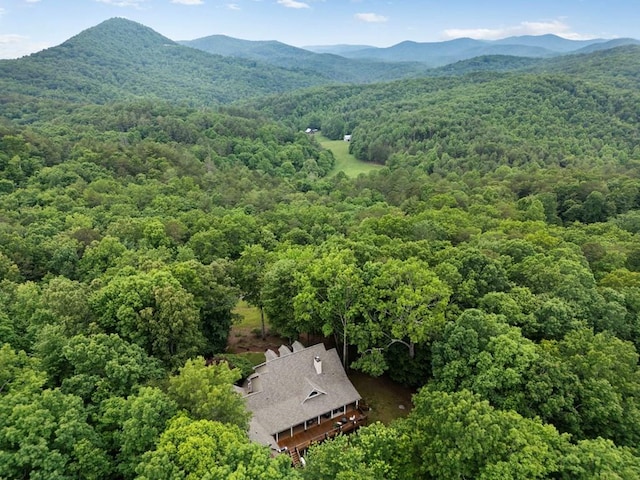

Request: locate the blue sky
(0, 0), (638, 59)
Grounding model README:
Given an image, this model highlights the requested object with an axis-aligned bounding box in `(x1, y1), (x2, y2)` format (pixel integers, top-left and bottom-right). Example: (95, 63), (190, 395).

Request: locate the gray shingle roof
(243, 343), (361, 436)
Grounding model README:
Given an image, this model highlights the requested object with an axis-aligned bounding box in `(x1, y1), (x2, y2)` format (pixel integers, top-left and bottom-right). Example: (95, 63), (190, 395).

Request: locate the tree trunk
(260, 307), (266, 340)
(342, 323), (348, 370)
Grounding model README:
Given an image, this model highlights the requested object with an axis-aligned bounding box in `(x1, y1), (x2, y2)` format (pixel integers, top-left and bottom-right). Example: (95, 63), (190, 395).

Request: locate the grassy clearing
(349, 370), (415, 425)
(233, 300), (262, 329)
(316, 134), (383, 178)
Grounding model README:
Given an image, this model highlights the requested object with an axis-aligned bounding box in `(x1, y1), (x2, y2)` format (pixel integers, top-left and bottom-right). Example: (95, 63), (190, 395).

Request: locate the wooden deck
(276, 408), (368, 458)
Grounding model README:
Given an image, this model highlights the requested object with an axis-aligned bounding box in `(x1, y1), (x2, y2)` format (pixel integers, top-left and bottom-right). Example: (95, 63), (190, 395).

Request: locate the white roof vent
(313, 355), (322, 374)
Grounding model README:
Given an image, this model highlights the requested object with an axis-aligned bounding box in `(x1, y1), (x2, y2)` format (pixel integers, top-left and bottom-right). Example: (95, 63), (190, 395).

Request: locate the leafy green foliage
(167, 357), (250, 430)
(302, 422), (402, 480)
(90, 269), (205, 368)
(99, 387), (178, 478)
(136, 415), (296, 480)
(0, 346), (111, 479)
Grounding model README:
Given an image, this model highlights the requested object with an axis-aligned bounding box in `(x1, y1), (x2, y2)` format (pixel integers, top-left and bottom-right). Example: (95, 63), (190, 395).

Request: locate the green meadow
(316, 135), (383, 177)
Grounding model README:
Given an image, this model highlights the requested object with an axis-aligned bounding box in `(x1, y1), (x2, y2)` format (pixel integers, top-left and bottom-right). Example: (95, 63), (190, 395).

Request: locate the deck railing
(278, 408), (368, 458)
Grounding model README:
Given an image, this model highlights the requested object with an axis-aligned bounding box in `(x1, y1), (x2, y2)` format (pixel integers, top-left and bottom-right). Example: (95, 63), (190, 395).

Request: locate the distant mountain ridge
(304, 34), (640, 67)
(180, 32), (639, 79)
(178, 35), (432, 83)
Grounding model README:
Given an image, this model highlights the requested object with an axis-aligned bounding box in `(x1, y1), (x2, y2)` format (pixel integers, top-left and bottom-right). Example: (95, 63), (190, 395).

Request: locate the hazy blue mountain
(319, 35), (638, 67)
(180, 35), (433, 83)
(348, 39), (556, 66)
(457, 44), (555, 59)
(179, 35), (307, 62)
(0, 18), (332, 106)
(302, 44), (375, 55)
(491, 34), (605, 52)
(349, 38), (484, 64)
(573, 38), (640, 54)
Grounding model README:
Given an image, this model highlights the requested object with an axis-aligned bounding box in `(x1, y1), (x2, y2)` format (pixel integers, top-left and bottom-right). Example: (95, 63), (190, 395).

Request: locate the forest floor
(316, 134), (384, 177)
(228, 301), (414, 424)
(226, 300), (279, 361)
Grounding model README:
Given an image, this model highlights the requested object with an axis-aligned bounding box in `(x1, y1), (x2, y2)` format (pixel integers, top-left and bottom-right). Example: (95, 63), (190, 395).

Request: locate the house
(239, 342), (366, 459)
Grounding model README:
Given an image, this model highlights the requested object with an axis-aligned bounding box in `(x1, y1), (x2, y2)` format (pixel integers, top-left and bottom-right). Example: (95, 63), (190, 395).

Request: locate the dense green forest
(2, 17), (640, 479)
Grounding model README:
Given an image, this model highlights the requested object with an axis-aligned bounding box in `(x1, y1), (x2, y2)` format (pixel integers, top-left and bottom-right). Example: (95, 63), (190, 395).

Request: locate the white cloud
(277, 0), (310, 9)
(0, 34), (49, 59)
(443, 20), (595, 41)
(24, 0), (42, 3)
(227, 3), (241, 10)
(171, 0), (204, 5)
(355, 12), (388, 23)
(0, 34), (27, 45)
(94, 0), (150, 7)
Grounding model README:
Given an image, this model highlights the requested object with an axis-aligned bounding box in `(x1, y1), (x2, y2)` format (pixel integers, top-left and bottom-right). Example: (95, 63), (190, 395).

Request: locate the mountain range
(0, 18), (638, 110)
(178, 35), (432, 83)
(304, 35), (640, 66)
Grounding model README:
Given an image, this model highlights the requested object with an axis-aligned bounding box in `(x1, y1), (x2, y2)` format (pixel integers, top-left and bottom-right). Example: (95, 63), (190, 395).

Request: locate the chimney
(313, 355), (322, 375)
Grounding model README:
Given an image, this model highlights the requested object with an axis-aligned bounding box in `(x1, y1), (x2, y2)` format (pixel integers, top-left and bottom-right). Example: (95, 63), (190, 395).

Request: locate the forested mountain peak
(58, 17), (176, 54)
(179, 34), (302, 58)
(0, 17), (331, 106)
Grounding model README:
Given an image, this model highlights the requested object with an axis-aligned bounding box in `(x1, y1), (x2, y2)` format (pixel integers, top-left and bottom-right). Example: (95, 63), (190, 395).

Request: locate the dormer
(303, 380), (327, 403)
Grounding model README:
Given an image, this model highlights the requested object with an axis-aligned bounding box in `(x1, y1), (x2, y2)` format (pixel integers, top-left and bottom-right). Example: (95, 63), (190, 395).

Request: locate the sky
(0, 0), (638, 59)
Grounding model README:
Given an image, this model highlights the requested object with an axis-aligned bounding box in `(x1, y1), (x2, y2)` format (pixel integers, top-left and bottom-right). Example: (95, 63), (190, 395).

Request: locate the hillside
(179, 35), (432, 83)
(247, 45), (640, 178)
(529, 44), (640, 88)
(0, 18), (331, 106)
(427, 55), (543, 76)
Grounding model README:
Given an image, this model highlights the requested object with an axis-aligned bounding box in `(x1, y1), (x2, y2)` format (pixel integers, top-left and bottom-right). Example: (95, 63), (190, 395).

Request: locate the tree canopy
(2, 35), (640, 478)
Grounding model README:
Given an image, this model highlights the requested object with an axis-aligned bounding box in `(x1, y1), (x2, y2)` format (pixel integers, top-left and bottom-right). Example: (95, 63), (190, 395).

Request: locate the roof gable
(303, 379), (327, 403)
